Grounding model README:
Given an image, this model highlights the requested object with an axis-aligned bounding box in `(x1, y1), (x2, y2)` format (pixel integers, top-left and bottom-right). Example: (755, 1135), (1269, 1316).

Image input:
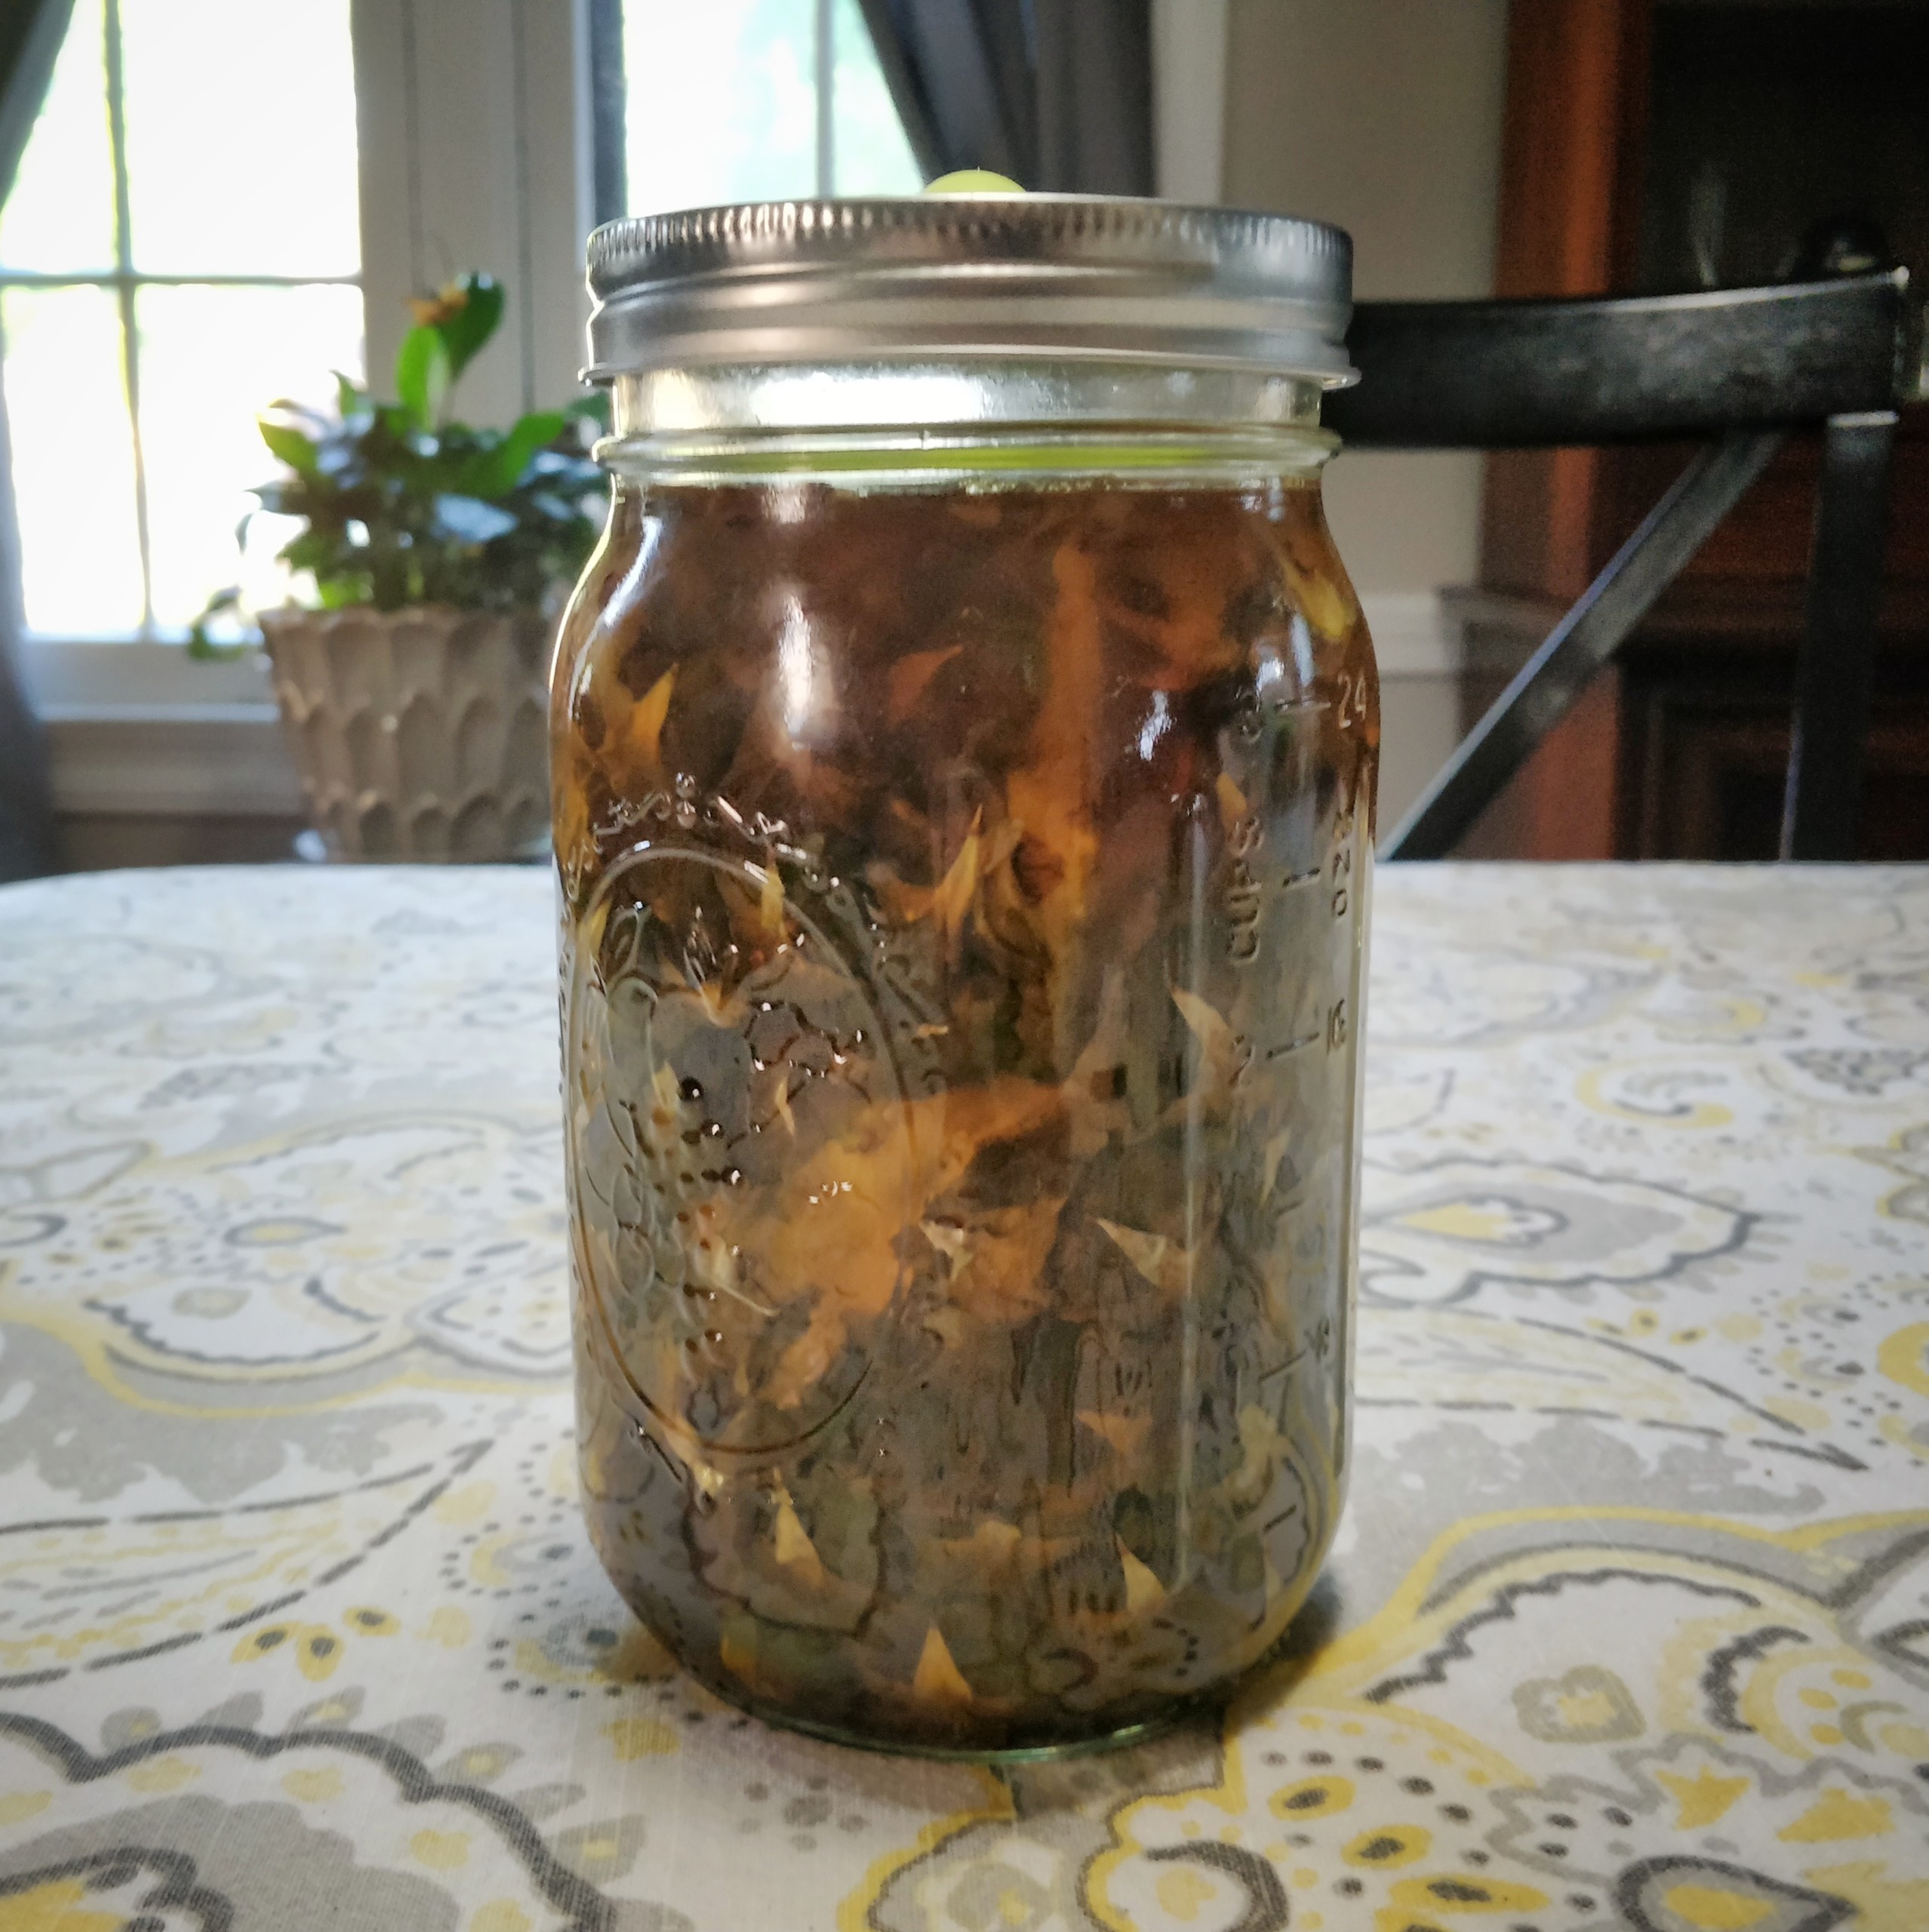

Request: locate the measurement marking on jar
(1265, 1031), (1321, 1060)
(1335, 670), (1370, 727)
(1281, 867), (1321, 891)
(1224, 806), (1265, 964)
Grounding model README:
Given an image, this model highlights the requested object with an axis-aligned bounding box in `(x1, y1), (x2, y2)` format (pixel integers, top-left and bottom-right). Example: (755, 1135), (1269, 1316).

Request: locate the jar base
(678, 1653), (1213, 1763)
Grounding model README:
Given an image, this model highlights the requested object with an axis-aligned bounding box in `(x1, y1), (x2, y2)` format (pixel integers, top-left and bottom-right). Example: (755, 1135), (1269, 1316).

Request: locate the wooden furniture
(1460, 0), (1929, 859)
(1330, 275), (1912, 861)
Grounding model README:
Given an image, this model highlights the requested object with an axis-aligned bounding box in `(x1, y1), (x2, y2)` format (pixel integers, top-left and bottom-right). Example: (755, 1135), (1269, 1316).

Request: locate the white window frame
(23, 0), (1272, 821)
(19, 0), (601, 821)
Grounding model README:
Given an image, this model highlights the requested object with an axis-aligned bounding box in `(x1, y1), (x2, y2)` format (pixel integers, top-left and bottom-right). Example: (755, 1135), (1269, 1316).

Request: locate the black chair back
(1325, 270), (1916, 860)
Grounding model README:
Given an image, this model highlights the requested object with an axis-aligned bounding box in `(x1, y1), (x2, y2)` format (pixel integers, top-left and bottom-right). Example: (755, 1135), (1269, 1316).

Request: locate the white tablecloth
(0, 862), (1924, 1930)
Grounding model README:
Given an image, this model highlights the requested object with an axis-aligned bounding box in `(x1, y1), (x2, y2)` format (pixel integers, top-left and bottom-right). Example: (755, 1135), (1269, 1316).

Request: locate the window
(612, 0), (923, 216)
(0, 0), (362, 641)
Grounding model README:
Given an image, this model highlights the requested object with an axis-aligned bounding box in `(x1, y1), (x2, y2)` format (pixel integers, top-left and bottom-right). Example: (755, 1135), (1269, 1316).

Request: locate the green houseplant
(201, 275), (605, 861)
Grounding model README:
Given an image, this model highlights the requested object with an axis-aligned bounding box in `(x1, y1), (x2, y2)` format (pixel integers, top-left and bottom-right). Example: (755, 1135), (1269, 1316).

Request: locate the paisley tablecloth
(0, 862), (1924, 1932)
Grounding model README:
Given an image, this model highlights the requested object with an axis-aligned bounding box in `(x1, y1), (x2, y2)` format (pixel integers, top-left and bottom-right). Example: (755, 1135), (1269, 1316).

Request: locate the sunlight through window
(0, 0), (363, 639)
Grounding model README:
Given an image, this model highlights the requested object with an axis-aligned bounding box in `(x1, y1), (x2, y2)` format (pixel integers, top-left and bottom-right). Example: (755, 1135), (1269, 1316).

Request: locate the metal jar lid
(584, 197), (1355, 387)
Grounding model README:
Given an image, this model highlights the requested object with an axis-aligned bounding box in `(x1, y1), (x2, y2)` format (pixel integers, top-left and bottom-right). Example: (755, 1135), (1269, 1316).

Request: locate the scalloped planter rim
(260, 605), (552, 863)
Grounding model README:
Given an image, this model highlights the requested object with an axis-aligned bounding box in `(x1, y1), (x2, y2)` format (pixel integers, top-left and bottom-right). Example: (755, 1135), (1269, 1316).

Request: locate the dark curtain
(857, 0), (1154, 197)
(0, 0), (69, 882)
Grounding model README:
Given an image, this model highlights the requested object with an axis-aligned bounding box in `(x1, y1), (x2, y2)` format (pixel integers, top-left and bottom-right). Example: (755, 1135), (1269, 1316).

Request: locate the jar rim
(583, 196), (1356, 389)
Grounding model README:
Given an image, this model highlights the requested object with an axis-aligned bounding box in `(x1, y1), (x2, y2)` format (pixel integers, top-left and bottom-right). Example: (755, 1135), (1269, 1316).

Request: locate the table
(1, 863), (1924, 1932)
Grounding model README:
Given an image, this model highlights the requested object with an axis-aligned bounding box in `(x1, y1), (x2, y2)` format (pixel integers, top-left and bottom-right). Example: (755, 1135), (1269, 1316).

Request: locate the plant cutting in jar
(195, 273), (607, 861)
(553, 198), (1378, 1757)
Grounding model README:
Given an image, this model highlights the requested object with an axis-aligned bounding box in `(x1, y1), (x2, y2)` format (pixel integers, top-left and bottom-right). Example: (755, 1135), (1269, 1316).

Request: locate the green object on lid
(923, 169), (1026, 195)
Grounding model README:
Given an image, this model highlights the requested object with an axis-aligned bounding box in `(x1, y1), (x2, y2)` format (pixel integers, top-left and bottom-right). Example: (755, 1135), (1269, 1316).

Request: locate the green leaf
(461, 411), (566, 498)
(433, 494), (519, 544)
(187, 586), (257, 660)
(395, 324), (451, 429)
(310, 572), (359, 608)
(567, 389), (611, 430)
(251, 480), (309, 516)
(434, 273), (505, 381)
(259, 418), (320, 475)
(278, 529), (341, 573)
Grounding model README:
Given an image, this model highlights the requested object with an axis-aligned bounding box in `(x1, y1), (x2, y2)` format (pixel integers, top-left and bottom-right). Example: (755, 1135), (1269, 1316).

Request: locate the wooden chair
(1325, 268), (1918, 860)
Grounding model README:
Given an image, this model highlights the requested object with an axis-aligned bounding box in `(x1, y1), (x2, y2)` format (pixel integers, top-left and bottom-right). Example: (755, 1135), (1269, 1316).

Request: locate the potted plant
(197, 274), (604, 861)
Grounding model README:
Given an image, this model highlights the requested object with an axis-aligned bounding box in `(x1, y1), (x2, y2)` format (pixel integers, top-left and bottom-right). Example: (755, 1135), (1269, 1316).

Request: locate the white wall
(352, 0), (595, 425)
(1220, 0), (1510, 829)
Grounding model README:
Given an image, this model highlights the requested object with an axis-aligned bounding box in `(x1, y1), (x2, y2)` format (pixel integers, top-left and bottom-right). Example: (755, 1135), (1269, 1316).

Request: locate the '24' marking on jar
(1334, 669), (1371, 729)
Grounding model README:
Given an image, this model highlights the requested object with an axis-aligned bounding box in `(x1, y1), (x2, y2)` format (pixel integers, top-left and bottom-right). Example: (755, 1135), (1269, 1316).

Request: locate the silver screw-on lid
(585, 197), (1355, 386)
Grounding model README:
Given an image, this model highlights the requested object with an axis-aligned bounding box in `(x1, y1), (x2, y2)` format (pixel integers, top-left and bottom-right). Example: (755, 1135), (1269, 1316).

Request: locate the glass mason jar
(552, 198), (1377, 1757)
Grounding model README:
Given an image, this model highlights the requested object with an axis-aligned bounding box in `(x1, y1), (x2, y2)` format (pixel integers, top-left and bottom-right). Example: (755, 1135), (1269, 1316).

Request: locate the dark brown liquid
(553, 476), (1377, 1754)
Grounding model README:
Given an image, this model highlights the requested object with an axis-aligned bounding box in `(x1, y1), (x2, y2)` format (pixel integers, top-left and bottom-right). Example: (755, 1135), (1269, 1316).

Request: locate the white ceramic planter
(260, 605), (551, 862)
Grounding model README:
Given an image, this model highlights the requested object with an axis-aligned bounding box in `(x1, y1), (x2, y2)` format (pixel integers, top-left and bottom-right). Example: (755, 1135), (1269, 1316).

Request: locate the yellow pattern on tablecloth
(0, 863), (1921, 1930)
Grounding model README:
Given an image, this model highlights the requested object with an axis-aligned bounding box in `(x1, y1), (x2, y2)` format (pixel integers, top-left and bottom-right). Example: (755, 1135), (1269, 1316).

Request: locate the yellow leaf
(757, 848), (785, 937)
(930, 821), (982, 941)
(1096, 1217), (1195, 1299)
(912, 1625), (974, 1708)
(773, 1499), (828, 1585)
(651, 1060), (683, 1122)
(925, 1198), (1064, 1324)
(719, 1626), (758, 1685)
(1215, 770), (1249, 835)
(1117, 1538), (1165, 1613)
(629, 666), (676, 782)
(1078, 1409), (1152, 1457)
(1171, 985), (1244, 1103)
(1172, 985), (1232, 1054)
(921, 1219), (968, 1267)
(1260, 1128), (1292, 1203)
(869, 816), (986, 943)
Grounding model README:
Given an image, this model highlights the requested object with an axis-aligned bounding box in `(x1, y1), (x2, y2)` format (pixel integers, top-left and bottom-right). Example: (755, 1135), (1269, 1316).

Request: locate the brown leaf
(886, 645), (961, 722)
(1010, 832), (1065, 905)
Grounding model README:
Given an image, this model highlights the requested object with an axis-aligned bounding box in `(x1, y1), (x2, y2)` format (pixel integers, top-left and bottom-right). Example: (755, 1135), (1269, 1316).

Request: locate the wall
(1221, 0), (1510, 830)
(39, 2), (598, 874)
(352, 0), (595, 424)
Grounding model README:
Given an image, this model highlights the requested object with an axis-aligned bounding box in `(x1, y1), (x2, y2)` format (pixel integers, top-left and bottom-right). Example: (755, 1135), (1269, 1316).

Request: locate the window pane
(623, 0), (817, 214)
(832, 0), (924, 195)
(137, 285), (365, 631)
(0, 0), (118, 273)
(119, 0), (359, 277)
(2, 287), (145, 635)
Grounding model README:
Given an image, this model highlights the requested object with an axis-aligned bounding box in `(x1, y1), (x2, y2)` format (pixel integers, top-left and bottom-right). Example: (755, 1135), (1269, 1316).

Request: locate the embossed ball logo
(567, 844), (911, 1457)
